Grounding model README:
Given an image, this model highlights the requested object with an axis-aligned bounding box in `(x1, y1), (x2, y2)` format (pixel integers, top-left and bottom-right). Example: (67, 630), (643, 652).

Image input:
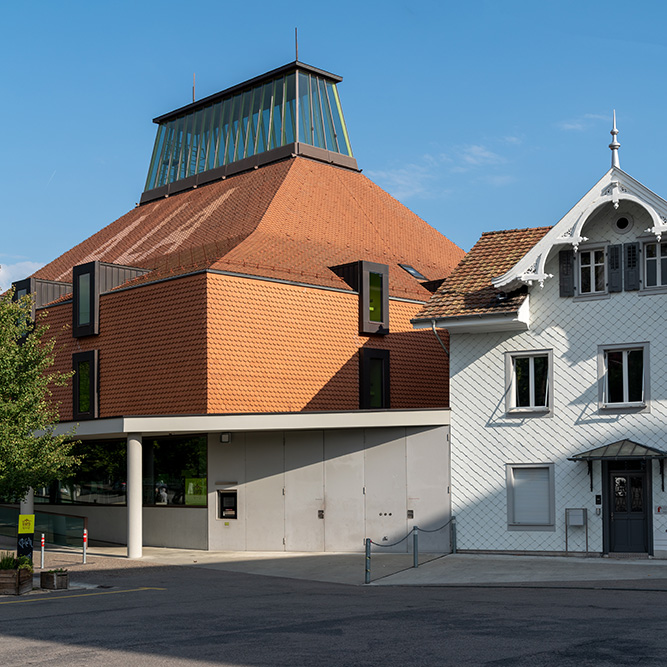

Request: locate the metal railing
(364, 516), (456, 584)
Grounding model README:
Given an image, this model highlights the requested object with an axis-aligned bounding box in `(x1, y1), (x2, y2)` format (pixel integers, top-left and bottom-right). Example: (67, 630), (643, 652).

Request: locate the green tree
(0, 288), (79, 501)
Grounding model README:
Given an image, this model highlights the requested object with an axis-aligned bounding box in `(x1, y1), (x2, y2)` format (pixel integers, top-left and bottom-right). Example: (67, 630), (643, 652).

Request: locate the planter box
(40, 571), (69, 590)
(0, 569), (33, 595)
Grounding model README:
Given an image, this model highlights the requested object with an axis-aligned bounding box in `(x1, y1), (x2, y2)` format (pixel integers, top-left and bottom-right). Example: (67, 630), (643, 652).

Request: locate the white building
(413, 119), (667, 557)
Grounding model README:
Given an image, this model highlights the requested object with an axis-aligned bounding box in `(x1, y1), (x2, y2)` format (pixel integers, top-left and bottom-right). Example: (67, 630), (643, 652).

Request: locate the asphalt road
(1, 562), (666, 666)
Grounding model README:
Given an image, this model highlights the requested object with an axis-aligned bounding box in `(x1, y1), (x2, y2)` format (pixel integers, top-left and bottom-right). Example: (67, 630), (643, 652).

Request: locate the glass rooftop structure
(142, 62), (357, 203)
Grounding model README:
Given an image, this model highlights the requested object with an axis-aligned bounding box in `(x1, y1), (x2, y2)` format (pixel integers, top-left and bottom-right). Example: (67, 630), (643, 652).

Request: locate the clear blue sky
(3, 0), (667, 290)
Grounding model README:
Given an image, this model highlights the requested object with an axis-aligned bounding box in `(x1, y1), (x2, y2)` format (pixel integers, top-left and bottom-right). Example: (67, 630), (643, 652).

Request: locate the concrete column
(19, 488), (34, 515)
(127, 433), (143, 559)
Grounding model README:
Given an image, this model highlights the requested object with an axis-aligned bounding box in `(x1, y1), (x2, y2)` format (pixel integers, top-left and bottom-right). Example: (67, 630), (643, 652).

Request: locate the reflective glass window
(284, 73), (296, 144)
(368, 272), (383, 322)
(78, 273), (91, 326)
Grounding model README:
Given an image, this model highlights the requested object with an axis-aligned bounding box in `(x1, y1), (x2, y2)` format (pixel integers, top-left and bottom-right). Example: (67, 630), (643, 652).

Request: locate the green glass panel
(270, 77), (284, 149)
(179, 115), (193, 180)
(157, 123), (176, 187)
(284, 73), (296, 144)
(319, 78), (337, 152)
(145, 124), (167, 190)
(606, 350), (624, 403)
(368, 272), (383, 322)
(329, 82), (352, 156)
(628, 349), (643, 402)
(208, 102), (223, 169)
(78, 273), (91, 326)
(169, 117), (185, 184)
(310, 76), (326, 149)
(235, 90), (252, 161)
(257, 82), (273, 153)
(227, 94), (242, 164)
(218, 99), (234, 168)
(514, 357), (530, 407)
(197, 106), (211, 173)
(78, 361), (91, 413)
(369, 358), (384, 408)
(298, 72), (311, 144)
(246, 87), (262, 158)
(533, 355), (548, 407)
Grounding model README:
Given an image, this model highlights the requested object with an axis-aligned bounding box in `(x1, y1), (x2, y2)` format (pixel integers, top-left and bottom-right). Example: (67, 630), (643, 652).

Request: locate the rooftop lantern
(141, 61), (357, 204)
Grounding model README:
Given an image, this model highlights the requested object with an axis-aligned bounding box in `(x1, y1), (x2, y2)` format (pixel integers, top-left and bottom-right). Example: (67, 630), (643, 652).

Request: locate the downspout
(431, 319), (449, 357)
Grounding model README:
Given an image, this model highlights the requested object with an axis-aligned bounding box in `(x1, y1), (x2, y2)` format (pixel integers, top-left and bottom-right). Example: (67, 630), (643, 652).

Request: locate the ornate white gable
(493, 167), (667, 291)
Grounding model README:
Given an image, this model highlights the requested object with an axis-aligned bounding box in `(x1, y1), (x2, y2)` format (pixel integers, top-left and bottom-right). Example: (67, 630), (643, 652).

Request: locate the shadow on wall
(304, 329), (450, 411)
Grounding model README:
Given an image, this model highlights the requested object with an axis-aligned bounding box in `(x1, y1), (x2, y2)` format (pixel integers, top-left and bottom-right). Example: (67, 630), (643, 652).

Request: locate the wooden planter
(0, 569), (33, 596)
(40, 571), (69, 590)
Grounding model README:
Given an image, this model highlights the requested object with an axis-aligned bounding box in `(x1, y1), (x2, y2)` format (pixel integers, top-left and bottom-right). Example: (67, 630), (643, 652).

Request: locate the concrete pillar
(19, 488), (34, 515)
(127, 433), (143, 559)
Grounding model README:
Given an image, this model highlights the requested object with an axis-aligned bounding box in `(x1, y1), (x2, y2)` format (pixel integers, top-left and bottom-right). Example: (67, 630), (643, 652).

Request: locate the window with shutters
(579, 248), (606, 294)
(644, 242), (667, 288)
(505, 350), (553, 416)
(598, 343), (649, 411)
(506, 464), (555, 531)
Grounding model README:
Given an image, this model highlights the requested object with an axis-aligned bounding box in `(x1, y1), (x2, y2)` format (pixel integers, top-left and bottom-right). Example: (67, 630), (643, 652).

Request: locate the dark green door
(609, 471), (647, 553)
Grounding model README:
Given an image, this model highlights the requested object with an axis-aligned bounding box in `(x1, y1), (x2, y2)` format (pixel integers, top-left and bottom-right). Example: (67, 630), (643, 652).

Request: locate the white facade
(446, 169), (667, 557)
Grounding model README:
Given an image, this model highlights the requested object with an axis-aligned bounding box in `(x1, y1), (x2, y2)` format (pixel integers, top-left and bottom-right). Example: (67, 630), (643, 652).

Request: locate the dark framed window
(73, 350), (98, 420)
(359, 261), (389, 335)
(73, 261), (99, 337)
(360, 348), (390, 409)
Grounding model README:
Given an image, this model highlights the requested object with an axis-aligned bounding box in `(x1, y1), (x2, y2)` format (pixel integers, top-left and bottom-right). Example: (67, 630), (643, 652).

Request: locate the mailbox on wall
(218, 491), (238, 519)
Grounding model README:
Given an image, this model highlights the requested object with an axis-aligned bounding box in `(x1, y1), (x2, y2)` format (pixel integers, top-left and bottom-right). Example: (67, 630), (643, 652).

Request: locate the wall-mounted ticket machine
(218, 491), (238, 519)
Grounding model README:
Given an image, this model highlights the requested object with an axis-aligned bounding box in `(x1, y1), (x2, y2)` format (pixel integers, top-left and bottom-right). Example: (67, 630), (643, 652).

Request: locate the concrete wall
(450, 201), (667, 555)
(207, 425), (450, 553)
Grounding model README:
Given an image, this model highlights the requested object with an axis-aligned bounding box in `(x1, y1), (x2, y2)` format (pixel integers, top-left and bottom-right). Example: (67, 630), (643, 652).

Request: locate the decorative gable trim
(493, 167), (667, 291)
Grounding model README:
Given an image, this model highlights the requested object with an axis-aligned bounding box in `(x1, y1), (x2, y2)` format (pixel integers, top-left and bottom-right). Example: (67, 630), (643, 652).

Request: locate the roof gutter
(431, 319), (449, 357)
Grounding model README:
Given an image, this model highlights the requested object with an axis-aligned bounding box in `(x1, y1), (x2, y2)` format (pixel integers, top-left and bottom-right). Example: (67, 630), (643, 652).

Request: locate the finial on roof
(609, 110), (620, 169)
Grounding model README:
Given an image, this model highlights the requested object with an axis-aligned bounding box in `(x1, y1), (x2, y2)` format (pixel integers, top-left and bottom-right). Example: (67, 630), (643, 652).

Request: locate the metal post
(364, 538), (371, 584)
(40, 534), (45, 570)
(413, 526), (419, 568)
(451, 516), (457, 554)
(83, 528), (87, 564)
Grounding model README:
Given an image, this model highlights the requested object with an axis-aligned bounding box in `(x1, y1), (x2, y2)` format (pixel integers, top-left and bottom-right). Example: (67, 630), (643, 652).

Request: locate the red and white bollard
(83, 528), (87, 564)
(40, 534), (45, 569)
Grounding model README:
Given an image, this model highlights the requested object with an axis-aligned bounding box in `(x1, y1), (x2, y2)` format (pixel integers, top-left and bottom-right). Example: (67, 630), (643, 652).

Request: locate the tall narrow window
(506, 351), (552, 414)
(644, 242), (667, 288)
(73, 351), (98, 419)
(73, 261), (99, 337)
(360, 348), (390, 409)
(359, 261), (389, 335)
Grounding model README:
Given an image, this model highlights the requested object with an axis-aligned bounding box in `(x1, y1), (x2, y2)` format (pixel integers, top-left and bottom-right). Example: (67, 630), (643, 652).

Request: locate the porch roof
(568, 439), (667, 461)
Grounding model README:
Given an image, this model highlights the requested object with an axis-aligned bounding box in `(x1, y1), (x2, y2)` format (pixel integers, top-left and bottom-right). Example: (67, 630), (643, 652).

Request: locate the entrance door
(608, 467), (648, 553)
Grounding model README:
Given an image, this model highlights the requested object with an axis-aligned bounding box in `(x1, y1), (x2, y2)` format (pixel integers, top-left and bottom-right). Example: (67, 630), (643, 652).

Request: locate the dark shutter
(559, 250), (574, 297)
(624, 242), (640, 291)
(608, 244), (622, 292)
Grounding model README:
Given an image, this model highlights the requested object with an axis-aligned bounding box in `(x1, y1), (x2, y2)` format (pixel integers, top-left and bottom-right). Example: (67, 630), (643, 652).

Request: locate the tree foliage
(0, 289), (79, 501)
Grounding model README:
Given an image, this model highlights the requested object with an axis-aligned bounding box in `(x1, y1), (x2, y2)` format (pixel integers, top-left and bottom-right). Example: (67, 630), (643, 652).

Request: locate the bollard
(83, 528), (88, 564)
(413, 526), (419, 568)
(364, 538), (371, 584)
(451, 516), (457, 554)
(40, 534), (45, 570)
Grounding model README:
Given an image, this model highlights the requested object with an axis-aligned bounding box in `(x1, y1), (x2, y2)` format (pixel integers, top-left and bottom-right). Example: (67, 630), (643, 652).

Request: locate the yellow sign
(18, 514), (35, 534)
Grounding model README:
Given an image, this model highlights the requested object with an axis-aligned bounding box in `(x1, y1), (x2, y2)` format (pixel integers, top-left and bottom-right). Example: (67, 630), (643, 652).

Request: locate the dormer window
(73, 261), (99, 337)
(359, 261), (389, 335)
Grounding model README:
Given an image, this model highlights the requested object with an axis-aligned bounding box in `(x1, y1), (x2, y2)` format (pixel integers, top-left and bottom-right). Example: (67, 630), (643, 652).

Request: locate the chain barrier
(364, 516), (456, 584)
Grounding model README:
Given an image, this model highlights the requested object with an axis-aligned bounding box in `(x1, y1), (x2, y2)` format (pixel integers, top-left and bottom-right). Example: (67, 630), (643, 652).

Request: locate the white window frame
(578, 246), (607, 296)
(505, 350), (553, 416)
(506, 463), (555, 531)
(643, 241), (667, 289)
(598, 342), (649, 411)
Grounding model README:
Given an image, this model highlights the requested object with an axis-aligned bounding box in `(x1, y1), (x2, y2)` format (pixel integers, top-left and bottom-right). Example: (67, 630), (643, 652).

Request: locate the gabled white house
(413, 119), (667, 557)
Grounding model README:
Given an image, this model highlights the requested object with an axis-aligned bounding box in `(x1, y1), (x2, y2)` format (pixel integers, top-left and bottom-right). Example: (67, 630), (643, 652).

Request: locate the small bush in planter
(0, 552), (33, 595)
(40, 568), (69, 590)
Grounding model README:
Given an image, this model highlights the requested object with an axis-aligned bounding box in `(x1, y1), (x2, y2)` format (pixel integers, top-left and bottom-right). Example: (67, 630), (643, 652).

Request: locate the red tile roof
(413, 226), (552, 321)
(33, 157), (464, 301)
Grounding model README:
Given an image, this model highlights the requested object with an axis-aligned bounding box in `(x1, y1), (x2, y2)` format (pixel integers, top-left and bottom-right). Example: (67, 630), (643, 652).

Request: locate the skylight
(399, 263), (427, 280)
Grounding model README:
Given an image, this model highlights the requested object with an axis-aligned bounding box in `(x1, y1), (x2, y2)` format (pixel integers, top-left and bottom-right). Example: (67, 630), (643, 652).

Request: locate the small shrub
(16, 556), (33, 573)
(0, 552), (16, 570)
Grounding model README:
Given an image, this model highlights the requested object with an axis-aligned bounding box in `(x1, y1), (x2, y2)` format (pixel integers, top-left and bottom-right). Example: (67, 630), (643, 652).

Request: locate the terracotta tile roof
(32, 157), (464, 302)
(413, 226), (552, 321)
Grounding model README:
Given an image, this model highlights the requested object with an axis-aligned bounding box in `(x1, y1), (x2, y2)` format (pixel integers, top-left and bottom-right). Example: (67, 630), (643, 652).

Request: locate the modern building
(413, 118), (667, 558)
(14, 62), (464, 556)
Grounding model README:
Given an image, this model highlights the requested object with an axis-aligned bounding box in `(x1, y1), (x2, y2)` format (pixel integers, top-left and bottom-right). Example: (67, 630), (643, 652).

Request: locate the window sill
(600, 402), (647, 413)
(639, 286), (667, 296)
(573, 292), (610, 302)
(506, 407), (552, 417)
(508, 523), (555, 532)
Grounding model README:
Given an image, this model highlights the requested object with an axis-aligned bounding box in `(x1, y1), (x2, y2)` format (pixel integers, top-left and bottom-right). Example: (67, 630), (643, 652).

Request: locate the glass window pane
(661, 258), (667, 286)
(320, 79), (337, 152)
(328, 82), (352, 156)
(646, 243), (656, 259)
(646, 257), (657, 287)
(533, 355), (549, 407)
(630, 477), (643, 512)
(580, 251), (591, 266)
(594, 250), (604, 265)
(78, 273), (91, 326)
(284, 73), (296, 144)
(77, 361), (90, 413)
(595, 264), (605, 291)
(368, 272), (383, 322)
(614, 476), (627, 512)
(369, 358), (384, 408)
(514, 357), (531, 407)
(258, 82), (273, 154)
(606, 350), (624, 403)
(298, 72), (311, 144)
(627, 349), (643, 402)
(270, 78), (284, 149)
(310, 76), (326, 149)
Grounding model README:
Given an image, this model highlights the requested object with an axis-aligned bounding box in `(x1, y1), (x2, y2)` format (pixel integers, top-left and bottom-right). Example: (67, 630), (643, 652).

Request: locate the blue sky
(2, 0), (667, 290)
